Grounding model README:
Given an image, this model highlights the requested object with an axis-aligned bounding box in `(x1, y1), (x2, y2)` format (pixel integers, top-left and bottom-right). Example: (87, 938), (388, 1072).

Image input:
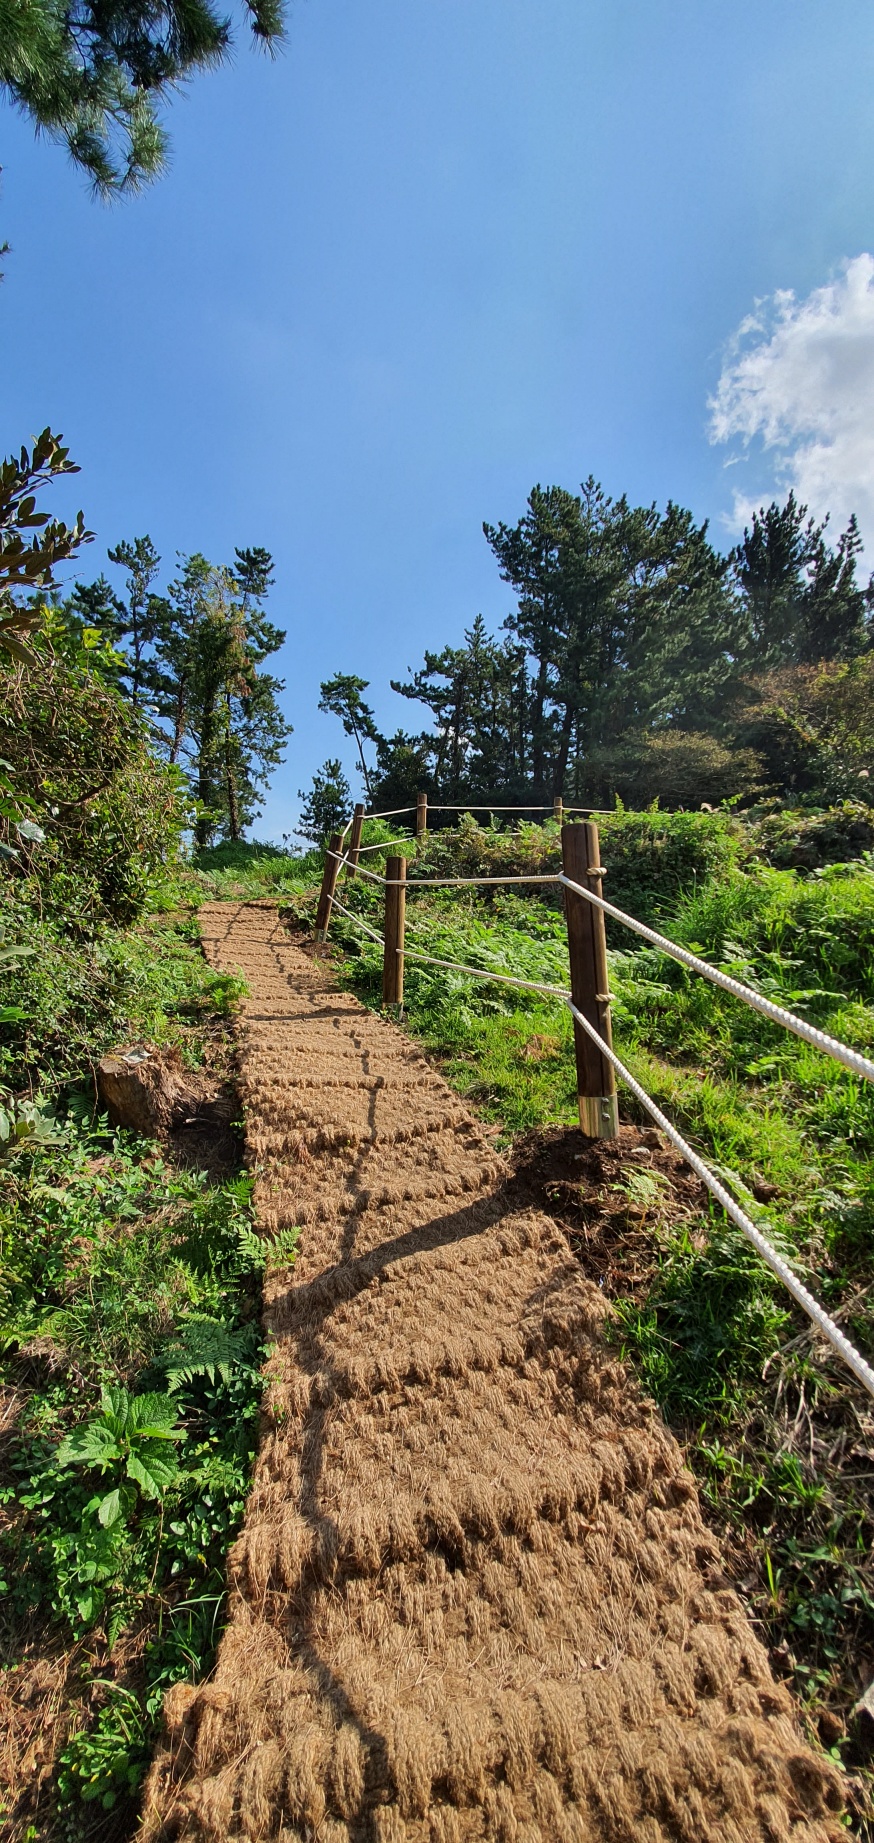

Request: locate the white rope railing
(328, 895), (385, 944)
(395, 928), (874, 1398)
(315, 818), (874, 1398)
(558, 873), (874, 1086)
(324, 849), (873, 1083)
(365, 805), (418, 820)
(325, 853), (560, 891)
(566, 997), (874, 1401)
(404, 873), (558, 887)
(427, 803), (609, 814)
(401, 943), (570, 1001)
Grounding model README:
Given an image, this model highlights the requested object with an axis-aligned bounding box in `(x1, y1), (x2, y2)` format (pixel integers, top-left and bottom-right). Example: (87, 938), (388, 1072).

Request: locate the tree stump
(97, 1046), (194, 1137)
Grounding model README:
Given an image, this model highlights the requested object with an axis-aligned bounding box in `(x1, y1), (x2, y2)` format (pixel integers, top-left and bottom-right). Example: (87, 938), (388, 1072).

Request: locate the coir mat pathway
(140, 900), (844, 1843)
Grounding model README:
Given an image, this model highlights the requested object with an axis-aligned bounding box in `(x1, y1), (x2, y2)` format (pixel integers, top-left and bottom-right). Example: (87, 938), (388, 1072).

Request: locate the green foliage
(0, 1109), (296, 1817)
(0, 649), (186, 928)
(0, 905), (240, 1091)
(159, 1314), (259, 1390)
(0, 430), (92, 654)
(298, 757), (352, 842)
(70, 542), (291, 845)
(58, 1385), (184, 1510)
(337, 479), (873, 815)
(318, 673), (378, 798)
(579, 730), (765, 809)
(731, 493), (870, 668)
(403, 810), (744, 925)
(613, 1221), (792, 1417)
(57, 1684), (149, 1810)
(0, 0), (285, 194)
(733, 657), (874, 805)
(753, 800), (874, 871)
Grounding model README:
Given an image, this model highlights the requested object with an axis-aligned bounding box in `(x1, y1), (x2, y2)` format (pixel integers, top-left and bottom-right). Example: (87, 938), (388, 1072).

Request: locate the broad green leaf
(97, 1488), (123, 1527)
(98, 1384), (132, 1435)
(97, 1484), (134, 1528)
(58, 1423), (122, 1467)
(126, 1446), (179, 1499)
(124, 1391), (184, 1439)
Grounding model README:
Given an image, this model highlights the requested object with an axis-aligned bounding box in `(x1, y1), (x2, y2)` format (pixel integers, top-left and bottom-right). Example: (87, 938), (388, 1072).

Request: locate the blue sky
(3, 0), (874, 836)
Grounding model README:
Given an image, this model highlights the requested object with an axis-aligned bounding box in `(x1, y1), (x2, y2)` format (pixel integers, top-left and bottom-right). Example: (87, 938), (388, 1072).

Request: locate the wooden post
(315, 832), (343, 938)
(561, 821), (619, 1138)
(346, 804), (365, 878)
(382, 856), (406, 1008)
(553, 795), (563, 824)
(416, 792), (428, 839)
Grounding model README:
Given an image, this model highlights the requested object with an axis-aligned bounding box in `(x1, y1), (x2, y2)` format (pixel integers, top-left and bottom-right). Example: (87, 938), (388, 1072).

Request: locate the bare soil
(141, 902), (847, 1843)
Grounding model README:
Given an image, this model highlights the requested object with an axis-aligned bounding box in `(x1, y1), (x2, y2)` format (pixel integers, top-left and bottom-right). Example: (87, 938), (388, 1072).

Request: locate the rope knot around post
(561, 821), (619, 1139)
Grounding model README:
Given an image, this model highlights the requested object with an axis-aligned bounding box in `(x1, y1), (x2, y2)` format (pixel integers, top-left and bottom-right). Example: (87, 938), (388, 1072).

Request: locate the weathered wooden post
(382, 856), (406, 1008)
(416, 792), (428, 839)
(315, 832), (343, 939)
(346, 803), (365, 879)
(553, 795), (563, 824)
(562, 821), (619, 1138)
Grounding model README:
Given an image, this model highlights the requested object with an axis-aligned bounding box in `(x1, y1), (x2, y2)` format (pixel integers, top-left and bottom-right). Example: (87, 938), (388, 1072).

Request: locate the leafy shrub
(596, 808), (745, 922)
(58, 1386), (184, 1524)
(412, 810), (744, 923)
(734, 657), (874, 803)
(0, 652), (185, 929)
(57, 1684), (150, 1811)
(750, 801), (874, 871)
(578, 729), (765, 809)
(1, 1115), (297, 1818)
(0, 905), (243, 1091)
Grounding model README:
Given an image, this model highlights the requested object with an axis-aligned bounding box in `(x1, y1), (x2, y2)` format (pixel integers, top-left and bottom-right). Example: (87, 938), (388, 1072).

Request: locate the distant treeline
(304, 480), (874, 836)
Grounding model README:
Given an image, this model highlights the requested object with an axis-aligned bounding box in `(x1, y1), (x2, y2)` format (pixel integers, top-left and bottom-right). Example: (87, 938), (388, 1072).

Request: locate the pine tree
(0, 0), (284, 193)
(104, 536), (168, 707)
(298, 760), (351, 841)
(318, 674), (379, 797)
(731, 496), (871, 666)
(67, 541), (290, 843)
(159, 556), (289, 845)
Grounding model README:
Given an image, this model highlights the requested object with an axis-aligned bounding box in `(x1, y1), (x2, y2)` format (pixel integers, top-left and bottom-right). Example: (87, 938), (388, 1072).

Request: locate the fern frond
(160, 1315), (256, 1391)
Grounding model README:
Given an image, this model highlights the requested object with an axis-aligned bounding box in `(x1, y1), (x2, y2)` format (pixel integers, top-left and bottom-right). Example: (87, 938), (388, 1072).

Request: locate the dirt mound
(140, 902), (844, 1842)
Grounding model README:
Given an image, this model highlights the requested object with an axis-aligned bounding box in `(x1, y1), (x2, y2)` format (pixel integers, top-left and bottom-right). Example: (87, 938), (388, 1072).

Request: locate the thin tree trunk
(195, 696), (217, 848)
(354, 728), (373, 799)
(225, 739), (241, 839)
(169, 681), (188, 764)
(553, 700), (576, 797)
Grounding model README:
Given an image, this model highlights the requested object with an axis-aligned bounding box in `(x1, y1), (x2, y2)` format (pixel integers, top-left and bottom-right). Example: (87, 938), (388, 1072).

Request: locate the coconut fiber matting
(140, 901), (844, 1843)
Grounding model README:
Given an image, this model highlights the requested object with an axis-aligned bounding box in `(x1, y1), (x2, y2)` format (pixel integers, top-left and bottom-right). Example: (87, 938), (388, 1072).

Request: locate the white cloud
(709, 254), (874, 556)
